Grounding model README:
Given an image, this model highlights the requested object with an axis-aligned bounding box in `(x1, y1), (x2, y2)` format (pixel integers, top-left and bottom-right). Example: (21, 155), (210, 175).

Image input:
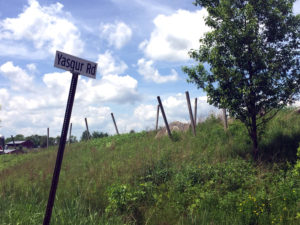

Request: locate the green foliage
(293, 145), (300, 176)
(183, 0), (300, 156)
(5, 134), (58, 148)
(171, 130), (181, 142)
(69, 135), (78, 143)
(80, 130), (90, 141)
(92, 131), (109, 139)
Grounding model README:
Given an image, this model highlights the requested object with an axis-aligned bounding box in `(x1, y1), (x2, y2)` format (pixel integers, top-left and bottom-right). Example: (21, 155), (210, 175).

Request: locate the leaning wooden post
(111, 113), (120, 135)
(85, 117), (90, 140)
(185, 91), (196, 136)
(47, 128), (49, 148)
(155, 105), (160, 131)
(223, 108), (228, 131)
(194, 98), (198, 126)
(68, 123), (72, 145)
(157, 96), (172, 139)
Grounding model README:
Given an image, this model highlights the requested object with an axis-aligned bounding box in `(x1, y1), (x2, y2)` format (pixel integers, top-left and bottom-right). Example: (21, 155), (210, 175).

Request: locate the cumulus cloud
(0, 61), (34, 91)
(0, 61), (140, 138)
(97, 50), (128, 76)
(139, 9), (210, 62)
(0, 89), (9, 102)
(120, 93), (219, 133)
(100, 21), (132, 49)
(26, 63), (37, 72)
(0, 0), (83, 57)
(134, 104), (157, 121)
(160, 94), (218, 123)
(137, 58), (178, 83)
(294, 0), (300, 14)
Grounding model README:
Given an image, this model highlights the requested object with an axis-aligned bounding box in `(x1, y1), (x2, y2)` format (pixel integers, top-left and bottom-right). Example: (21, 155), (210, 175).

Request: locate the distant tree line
(80, 131), (109, 141)
(4, 130), (109, 148)
(5, 134), (64, 148)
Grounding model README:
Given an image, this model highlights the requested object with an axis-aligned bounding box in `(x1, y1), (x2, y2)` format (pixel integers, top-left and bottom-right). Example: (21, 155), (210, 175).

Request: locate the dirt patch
(155, 121), (191, 139)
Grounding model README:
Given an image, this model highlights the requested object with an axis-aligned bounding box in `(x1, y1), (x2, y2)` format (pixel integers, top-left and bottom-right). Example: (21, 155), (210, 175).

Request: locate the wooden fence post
(194, 98), (198, 126)
(47, 128), (49, 148)
(157, 96), (172, 139)
(68, 123), (72, 145)
(223, 108), (228, 131)
(185, 91), (196, 136)
(85, 117), (90, 140)
(111, 113), (120, 135)
(156, 105), (160, 131)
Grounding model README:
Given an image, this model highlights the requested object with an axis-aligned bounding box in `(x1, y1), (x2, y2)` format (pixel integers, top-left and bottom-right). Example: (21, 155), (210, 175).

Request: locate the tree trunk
(250, 114), (258, 159)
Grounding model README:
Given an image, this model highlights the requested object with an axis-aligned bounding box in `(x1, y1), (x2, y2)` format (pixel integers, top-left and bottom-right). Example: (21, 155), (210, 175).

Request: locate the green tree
(39, 136), (48, 148)
(55, 136), (61, 145)
(92, 131), (108, 139)
(14, 134), (25, 141)
(80, 130), (90, 141)
(26, 135), (40, 148)
(69, 135), (78, 143)
(183, 0), (300, 157)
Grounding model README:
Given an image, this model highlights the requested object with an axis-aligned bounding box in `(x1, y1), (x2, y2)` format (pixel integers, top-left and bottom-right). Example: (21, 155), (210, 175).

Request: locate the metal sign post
(43, 51), (97, 225)
(43, 73), (78, 225)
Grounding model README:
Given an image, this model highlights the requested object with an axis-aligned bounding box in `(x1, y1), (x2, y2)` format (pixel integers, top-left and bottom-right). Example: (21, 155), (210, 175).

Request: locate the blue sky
(0, 0), (299, 139)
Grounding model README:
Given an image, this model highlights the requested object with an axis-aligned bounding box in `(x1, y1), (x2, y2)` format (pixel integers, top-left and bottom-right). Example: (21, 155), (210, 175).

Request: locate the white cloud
(0, 0), (84, 57)
(26, 63), (37, 72)
(0, 61), (34, 91)
(75, 74), (140, 104)
(118, 93), (219, 133)
(0, 89), (9, 102)
(100, 21), (132, 49)
(161, 94), (218, 122)
(137, 58), (178, 83)
(134, 104), (157, 120)
(0, 59), (141, 139)
(140, 9), (210, 62)
(97, 50), (128, 76)
(294, 0), (300, 14)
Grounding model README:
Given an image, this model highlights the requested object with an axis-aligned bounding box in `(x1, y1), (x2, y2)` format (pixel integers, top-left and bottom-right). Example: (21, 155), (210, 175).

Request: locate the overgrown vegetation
(0, 108), (300, 224)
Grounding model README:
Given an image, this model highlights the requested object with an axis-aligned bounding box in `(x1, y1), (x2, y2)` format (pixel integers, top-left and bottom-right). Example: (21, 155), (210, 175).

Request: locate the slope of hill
(0, 108), (300, 225)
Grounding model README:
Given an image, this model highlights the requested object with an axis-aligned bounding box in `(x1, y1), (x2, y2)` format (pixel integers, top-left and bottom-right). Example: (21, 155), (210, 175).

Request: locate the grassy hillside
(0, 108), (300, 225)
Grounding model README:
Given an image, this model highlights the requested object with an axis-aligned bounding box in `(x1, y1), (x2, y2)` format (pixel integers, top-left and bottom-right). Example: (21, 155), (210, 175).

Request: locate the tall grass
(0, 108), (300, 224)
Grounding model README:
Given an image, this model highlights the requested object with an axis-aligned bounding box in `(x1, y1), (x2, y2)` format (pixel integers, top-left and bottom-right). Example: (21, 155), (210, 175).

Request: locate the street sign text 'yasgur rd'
(54, 50), (97, 78)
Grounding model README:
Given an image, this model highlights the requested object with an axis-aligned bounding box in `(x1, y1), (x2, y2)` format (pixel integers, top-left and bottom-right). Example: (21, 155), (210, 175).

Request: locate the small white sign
(54, 51), (97, 79)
